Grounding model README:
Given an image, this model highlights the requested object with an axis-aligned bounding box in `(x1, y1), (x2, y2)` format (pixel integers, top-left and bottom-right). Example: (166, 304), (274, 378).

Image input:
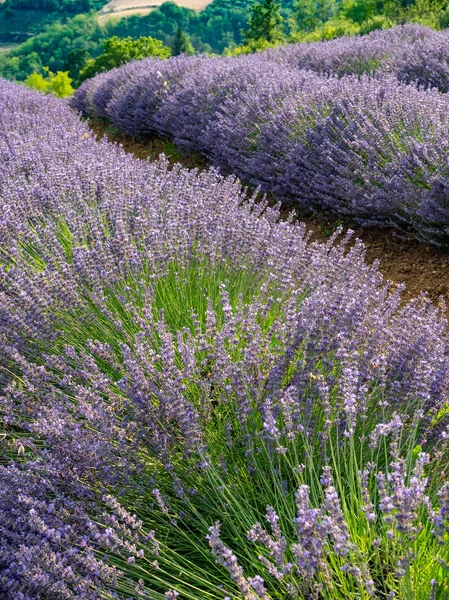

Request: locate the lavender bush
(267, 23), (434, 78)
(269, 24), (449, 83)
(2, 80), (449, 598)
(72, 25), (449, 246)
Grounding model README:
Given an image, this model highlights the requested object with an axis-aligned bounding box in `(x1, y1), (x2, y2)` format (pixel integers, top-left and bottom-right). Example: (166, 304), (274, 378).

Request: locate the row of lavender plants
(2, 78), (449, 599)
(268, 24), (449, 91)
(72, 25), (449, 246)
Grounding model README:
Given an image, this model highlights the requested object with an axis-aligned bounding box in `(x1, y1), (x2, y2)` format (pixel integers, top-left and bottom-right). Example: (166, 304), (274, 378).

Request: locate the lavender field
(73, 24), (449, 246)
(2, 27), (449, 598)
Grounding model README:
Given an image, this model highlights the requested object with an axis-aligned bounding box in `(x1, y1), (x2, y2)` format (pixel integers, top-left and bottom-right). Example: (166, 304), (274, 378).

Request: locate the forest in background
(0, 0), (448, 83)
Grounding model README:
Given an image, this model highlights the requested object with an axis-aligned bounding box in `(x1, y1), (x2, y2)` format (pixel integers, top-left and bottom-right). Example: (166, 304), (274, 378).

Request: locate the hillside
(0, 0), (108, 43)
(0, 7), (61, 43)
(0, 0), (258, 78)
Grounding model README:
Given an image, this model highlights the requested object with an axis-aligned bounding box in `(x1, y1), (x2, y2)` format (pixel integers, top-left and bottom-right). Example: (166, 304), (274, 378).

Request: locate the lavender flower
(207, 522), (258, 599)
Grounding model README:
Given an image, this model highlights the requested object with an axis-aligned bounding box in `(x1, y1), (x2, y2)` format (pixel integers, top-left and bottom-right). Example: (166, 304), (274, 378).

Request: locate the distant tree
(341, 0), (373, 24)
(4, 0), (105, 12)
(24, 72), (48, 92)
(24, 68), (74, 97)
(292, 0), (336, 32)
(79, 36), (171, 82)
(171, 27), (194, 55)
(244, 0), (284, 44)
(63, 48), (91, 85)
(47, 70), (74, 97)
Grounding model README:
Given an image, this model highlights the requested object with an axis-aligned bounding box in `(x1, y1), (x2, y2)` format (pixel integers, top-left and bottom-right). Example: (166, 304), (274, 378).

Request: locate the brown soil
(89, 120), (208, 170)
(89, 119), (449, 318)
(286, 208), (449, 307)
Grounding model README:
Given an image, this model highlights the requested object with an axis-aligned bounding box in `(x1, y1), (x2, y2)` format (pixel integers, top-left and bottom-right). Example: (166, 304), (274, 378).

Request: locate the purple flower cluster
(219, 459), (432, 596)
(2, 79), (449, 597)
(0, 462), (144, 599)
(291, 477), (352, 585)
(208, 522), (261, 599)
(72, 26), (449, 245)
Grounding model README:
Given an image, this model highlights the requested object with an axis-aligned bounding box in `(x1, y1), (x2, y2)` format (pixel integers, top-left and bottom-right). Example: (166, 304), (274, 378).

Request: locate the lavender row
(268, 24), (449, 90)
(73, 30), (449, 245)
(2, 80), (449, 598)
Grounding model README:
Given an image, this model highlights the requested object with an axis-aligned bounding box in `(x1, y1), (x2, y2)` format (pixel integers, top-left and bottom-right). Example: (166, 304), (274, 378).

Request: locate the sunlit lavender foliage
(267, 23), (434, 77)
(72, 25), (449, 245)
(2, 80), (449, 598)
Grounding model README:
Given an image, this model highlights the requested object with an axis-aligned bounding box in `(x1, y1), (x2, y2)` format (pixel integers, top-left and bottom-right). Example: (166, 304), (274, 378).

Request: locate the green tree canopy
(171, 27), (195, 55)
(0, 13), (103, 81)
(244, 0), (285, 44)
(79, 35), (171, 82)
(24, 69), (74, 97)
(63, 48), (91, 86)
(4, 0), (107, 12)
(292, 0), (336, 32)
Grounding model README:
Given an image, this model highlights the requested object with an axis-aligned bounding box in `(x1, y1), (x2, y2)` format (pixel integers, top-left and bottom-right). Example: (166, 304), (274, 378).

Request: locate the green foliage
(171, 27), (195, 56)
(23, 72), (48, 92)
(24, 68), (74, 97)
(292, 16), (360, 40)
(404, 0), (446, 27)
(0, 0), (288, 81)
(341, 0), (376, 25)
(291, 0), (337, 32)
(358, 13), (393, 33)
(63, 48), (91, 86)
(4, 0), (107, 12)
(290, 0), (446, 41)
(108, 0), (256, 55)
(0, 0), (109, 45)
(244, 0), (285, 43)
(47, 70), (75, 97)
(78, 35), (171, 82)
(0, 13), (104, 81)
(224, 37), (282, 54)
(439, 3), (449, 27)
(0, 7), (58, 44)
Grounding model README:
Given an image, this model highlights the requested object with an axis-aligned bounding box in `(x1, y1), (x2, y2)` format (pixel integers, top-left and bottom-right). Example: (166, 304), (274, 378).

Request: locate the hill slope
(98, 0), (213, 24)
(0, 0), (108, 43)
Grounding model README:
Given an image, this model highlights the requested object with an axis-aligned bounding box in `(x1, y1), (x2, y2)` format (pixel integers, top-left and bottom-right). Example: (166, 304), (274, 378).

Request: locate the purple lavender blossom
(207, 522), (258, 599)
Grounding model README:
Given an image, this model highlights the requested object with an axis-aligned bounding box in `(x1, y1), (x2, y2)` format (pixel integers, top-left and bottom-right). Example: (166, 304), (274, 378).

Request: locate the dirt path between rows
(89, 120), (449, 318)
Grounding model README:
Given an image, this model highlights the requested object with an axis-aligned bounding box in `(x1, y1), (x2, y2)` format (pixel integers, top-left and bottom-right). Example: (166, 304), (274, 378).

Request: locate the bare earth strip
(99, 0), (212, 23)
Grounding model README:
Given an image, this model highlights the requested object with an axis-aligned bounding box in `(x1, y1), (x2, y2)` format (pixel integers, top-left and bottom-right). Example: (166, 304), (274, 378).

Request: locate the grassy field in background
(98, 0), (213, 23)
